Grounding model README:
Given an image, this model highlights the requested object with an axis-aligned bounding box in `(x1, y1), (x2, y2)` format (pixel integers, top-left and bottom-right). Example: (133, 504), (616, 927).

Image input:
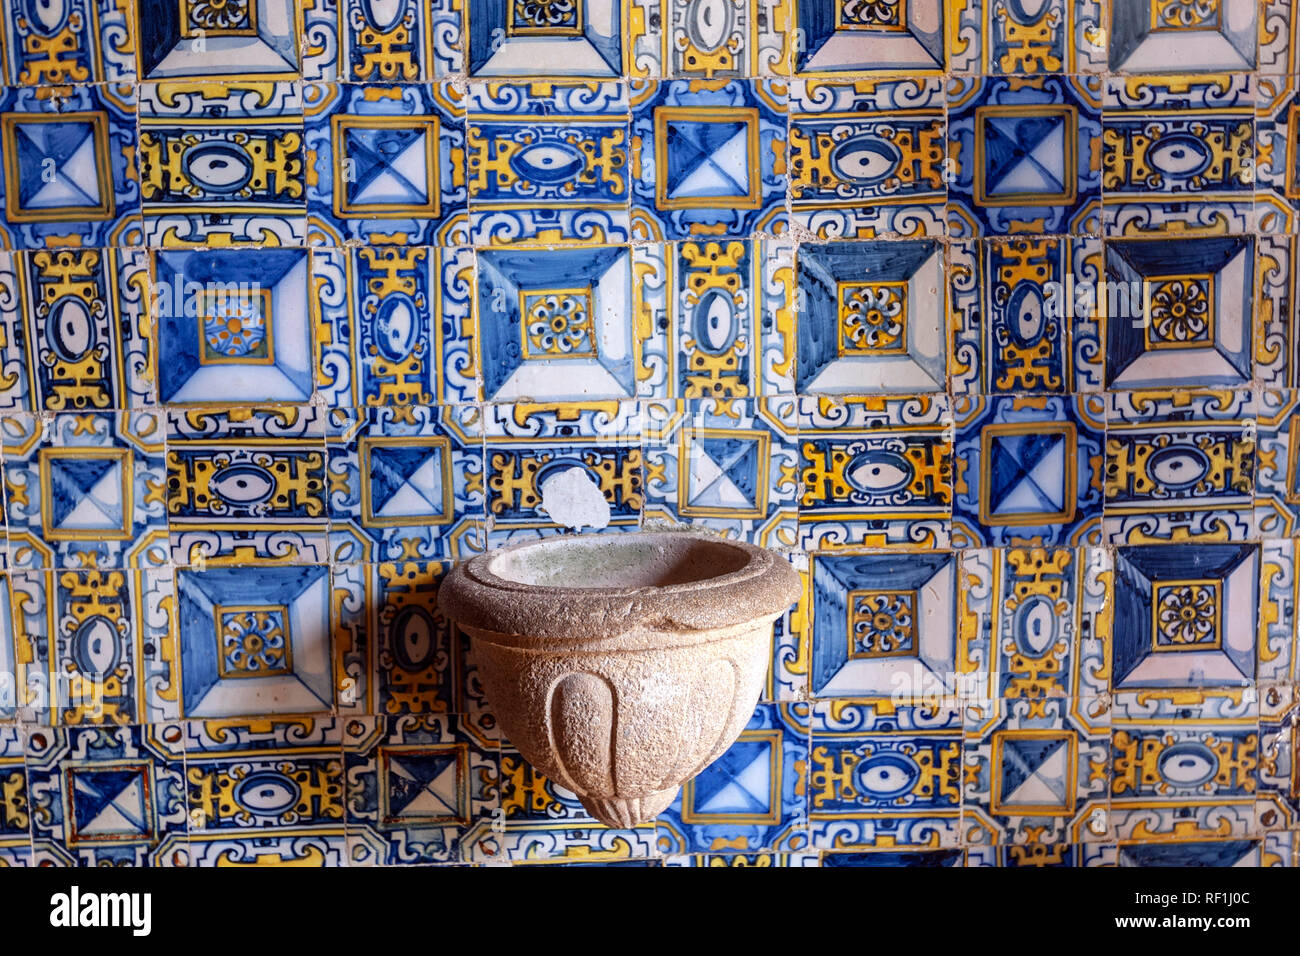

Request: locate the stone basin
(437, 532), (800, 828)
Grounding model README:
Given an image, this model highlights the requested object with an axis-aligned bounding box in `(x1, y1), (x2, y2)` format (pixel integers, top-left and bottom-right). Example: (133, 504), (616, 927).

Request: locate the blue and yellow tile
(629, 78), (787, 240)
(0, 727), (28, 866)
(951, 394), (1105, 548)
(656, 702), (809, 855)
(948, 74), (1103, 238)
(0, 83), (141, 248)
(302, 0), (465, 81)
(138, 80), (304, 246)
(26, 722), (188, 865)
(1109, 0), (1256, 73)
(1, 0), (135, 84)
(791, 0), (945, 74)
(950, 0), (1105, 74)
(135, 0), (302, 81)
(468, 0), (631, 77)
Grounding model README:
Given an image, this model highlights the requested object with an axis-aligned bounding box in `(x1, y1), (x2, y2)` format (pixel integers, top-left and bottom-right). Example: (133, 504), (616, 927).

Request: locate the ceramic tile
(468, 0), (630, 77)
(963, 844), (1117, 866)
(0, 83), (142, 248)
(302, 0), (465, 81)
(0, 726), (29, 866)
(791, 0), (945, 74)
(1109, 0), (1256, 73)
(950, 0), (1105, 74)
(950, 394), (1106, 549)
(1, 0), (135, 84)
(135, 0), (302, 80)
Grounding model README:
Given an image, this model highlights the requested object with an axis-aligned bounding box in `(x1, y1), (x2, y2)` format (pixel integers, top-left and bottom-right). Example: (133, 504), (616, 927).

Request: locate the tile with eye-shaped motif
(1102, 75), (1254, 238)
(949, 237), (1104, 395)
(1111, 691), (1260, 843)
(788, 78), (946, 240)
(642, 397), (799, 546)
(798, 394), (952, 551)
(807, 700), (963, 849)
(656, 0), (785, 77)
(302, 0), (464, 81)
(25, 722), (189, 866)
(951, 394), (1105, 549)
(345, 713), (498, 865)
(1106, 389), (1256, 545)
(949, 0), (1105, 74)
(629, 78), (787, 241)
(325, 404), (485, 564)
(948, 74), (1103, 238)
(304, 81), (468, 246)
(0, 248), (154, 413)
(165, 405), (329, 566)
(138, 81), (305, 246)
(466, 81), (631, 247)
(656, 703), (810, 855)
(1, 410), (168, 570)
(0, 84), (142, 249)
(963, 696), (1110, 846)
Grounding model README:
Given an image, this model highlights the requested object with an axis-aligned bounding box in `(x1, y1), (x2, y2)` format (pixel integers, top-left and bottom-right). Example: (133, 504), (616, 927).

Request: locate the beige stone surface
(438, 532), (800, 828)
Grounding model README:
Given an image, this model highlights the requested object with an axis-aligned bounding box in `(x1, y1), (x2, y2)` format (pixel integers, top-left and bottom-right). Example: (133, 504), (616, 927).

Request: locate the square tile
(656, 703), (810, 854)
(798, 395), (952, 550)
(25, 723), (188, 865)
(138, 81), (305, 245)
(345, 714), (498, 864)
(136, 0), (301, 80)
(963, 697), (1110, 845)
(326, 404), (485, 563)
(630, 79), (786, 239)
(797, 240), (946, 394)
(793, 0), (945, 73)
(948, 75), (1102, 237)
(305, 82), (467, 245)
(643, 398), (798, 544)
(302, 0), (464, 80)
(468, 0), (626, 76)
(1109, 0), (1256, 72)
(0, 84), (141, 248)
(951, 394), (1105, 548)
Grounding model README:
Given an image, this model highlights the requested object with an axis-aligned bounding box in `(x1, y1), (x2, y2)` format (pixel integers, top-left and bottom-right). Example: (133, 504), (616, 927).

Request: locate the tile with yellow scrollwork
(807, 700), (963, 849)
(26, 722), (188, 866)
(949, 237), (1104, 395)
(651, 0), (787, 77)
(798, 239), (945, 394)
(797, 394), (951, 551)
(642, 398), (798, 546)
(0, 83), (142, 249)
(1259, 694), (1300, 831)
(1106, 389), (1256, 545)
(331, 561), (489, 718)
(138, 81), (305, 246)
(466, 81), (630, 246)
(1109, 0), (1256, 73)
(789, 78), (945, 240)
(656, 702), (810, 855)
(1, 0), (135, 84)
(951, 394), (1105, 549)
(10, 566), (176, 726)
(1264, 831), (1299, 866)
(769, 551), (807, 700)
(166, 405), (328, 566)
(469, 0), (631, 77)
(2, 410), (168, 570)
(183, 716), (346, 849)
(1110, 692), (1260, 843)
(302, 0), (464, 81)
(629, 77), (787, 240)
(664, 852), (820, 866)
(305, 81), (468, 246)
(962, 547), (1111, 702)
(325, 404), (485, 564)
(135, 0), (301, 80)
(1102, 74), (1255, 238)
(964, 696), (1110, 846)
(313, 245), (477, 408)
(790, 0), (944, 74)
(1254, 390), (1300, 537)
(0, 727), (29, 865)
(462, 736), (659, 862)
(0, 247), (153, 412)
(948, 74), (1103, 238)
(1257, 237), (1300, 390)
(963, 843), (1118, 866)
(1261, 0), (1300, 73)
(483, 400), (644, 546)
(949, 0), (1105, 74)
(1258, 77), (1300, 235)
(1259, 538), (1299, 690)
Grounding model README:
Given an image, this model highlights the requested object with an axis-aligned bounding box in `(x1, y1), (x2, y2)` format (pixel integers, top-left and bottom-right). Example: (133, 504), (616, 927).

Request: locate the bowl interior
(488, 535), (752, 590)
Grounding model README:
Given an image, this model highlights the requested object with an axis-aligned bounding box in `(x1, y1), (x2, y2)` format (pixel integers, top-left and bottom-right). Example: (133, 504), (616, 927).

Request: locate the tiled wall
(0, 0), (1297, 868)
